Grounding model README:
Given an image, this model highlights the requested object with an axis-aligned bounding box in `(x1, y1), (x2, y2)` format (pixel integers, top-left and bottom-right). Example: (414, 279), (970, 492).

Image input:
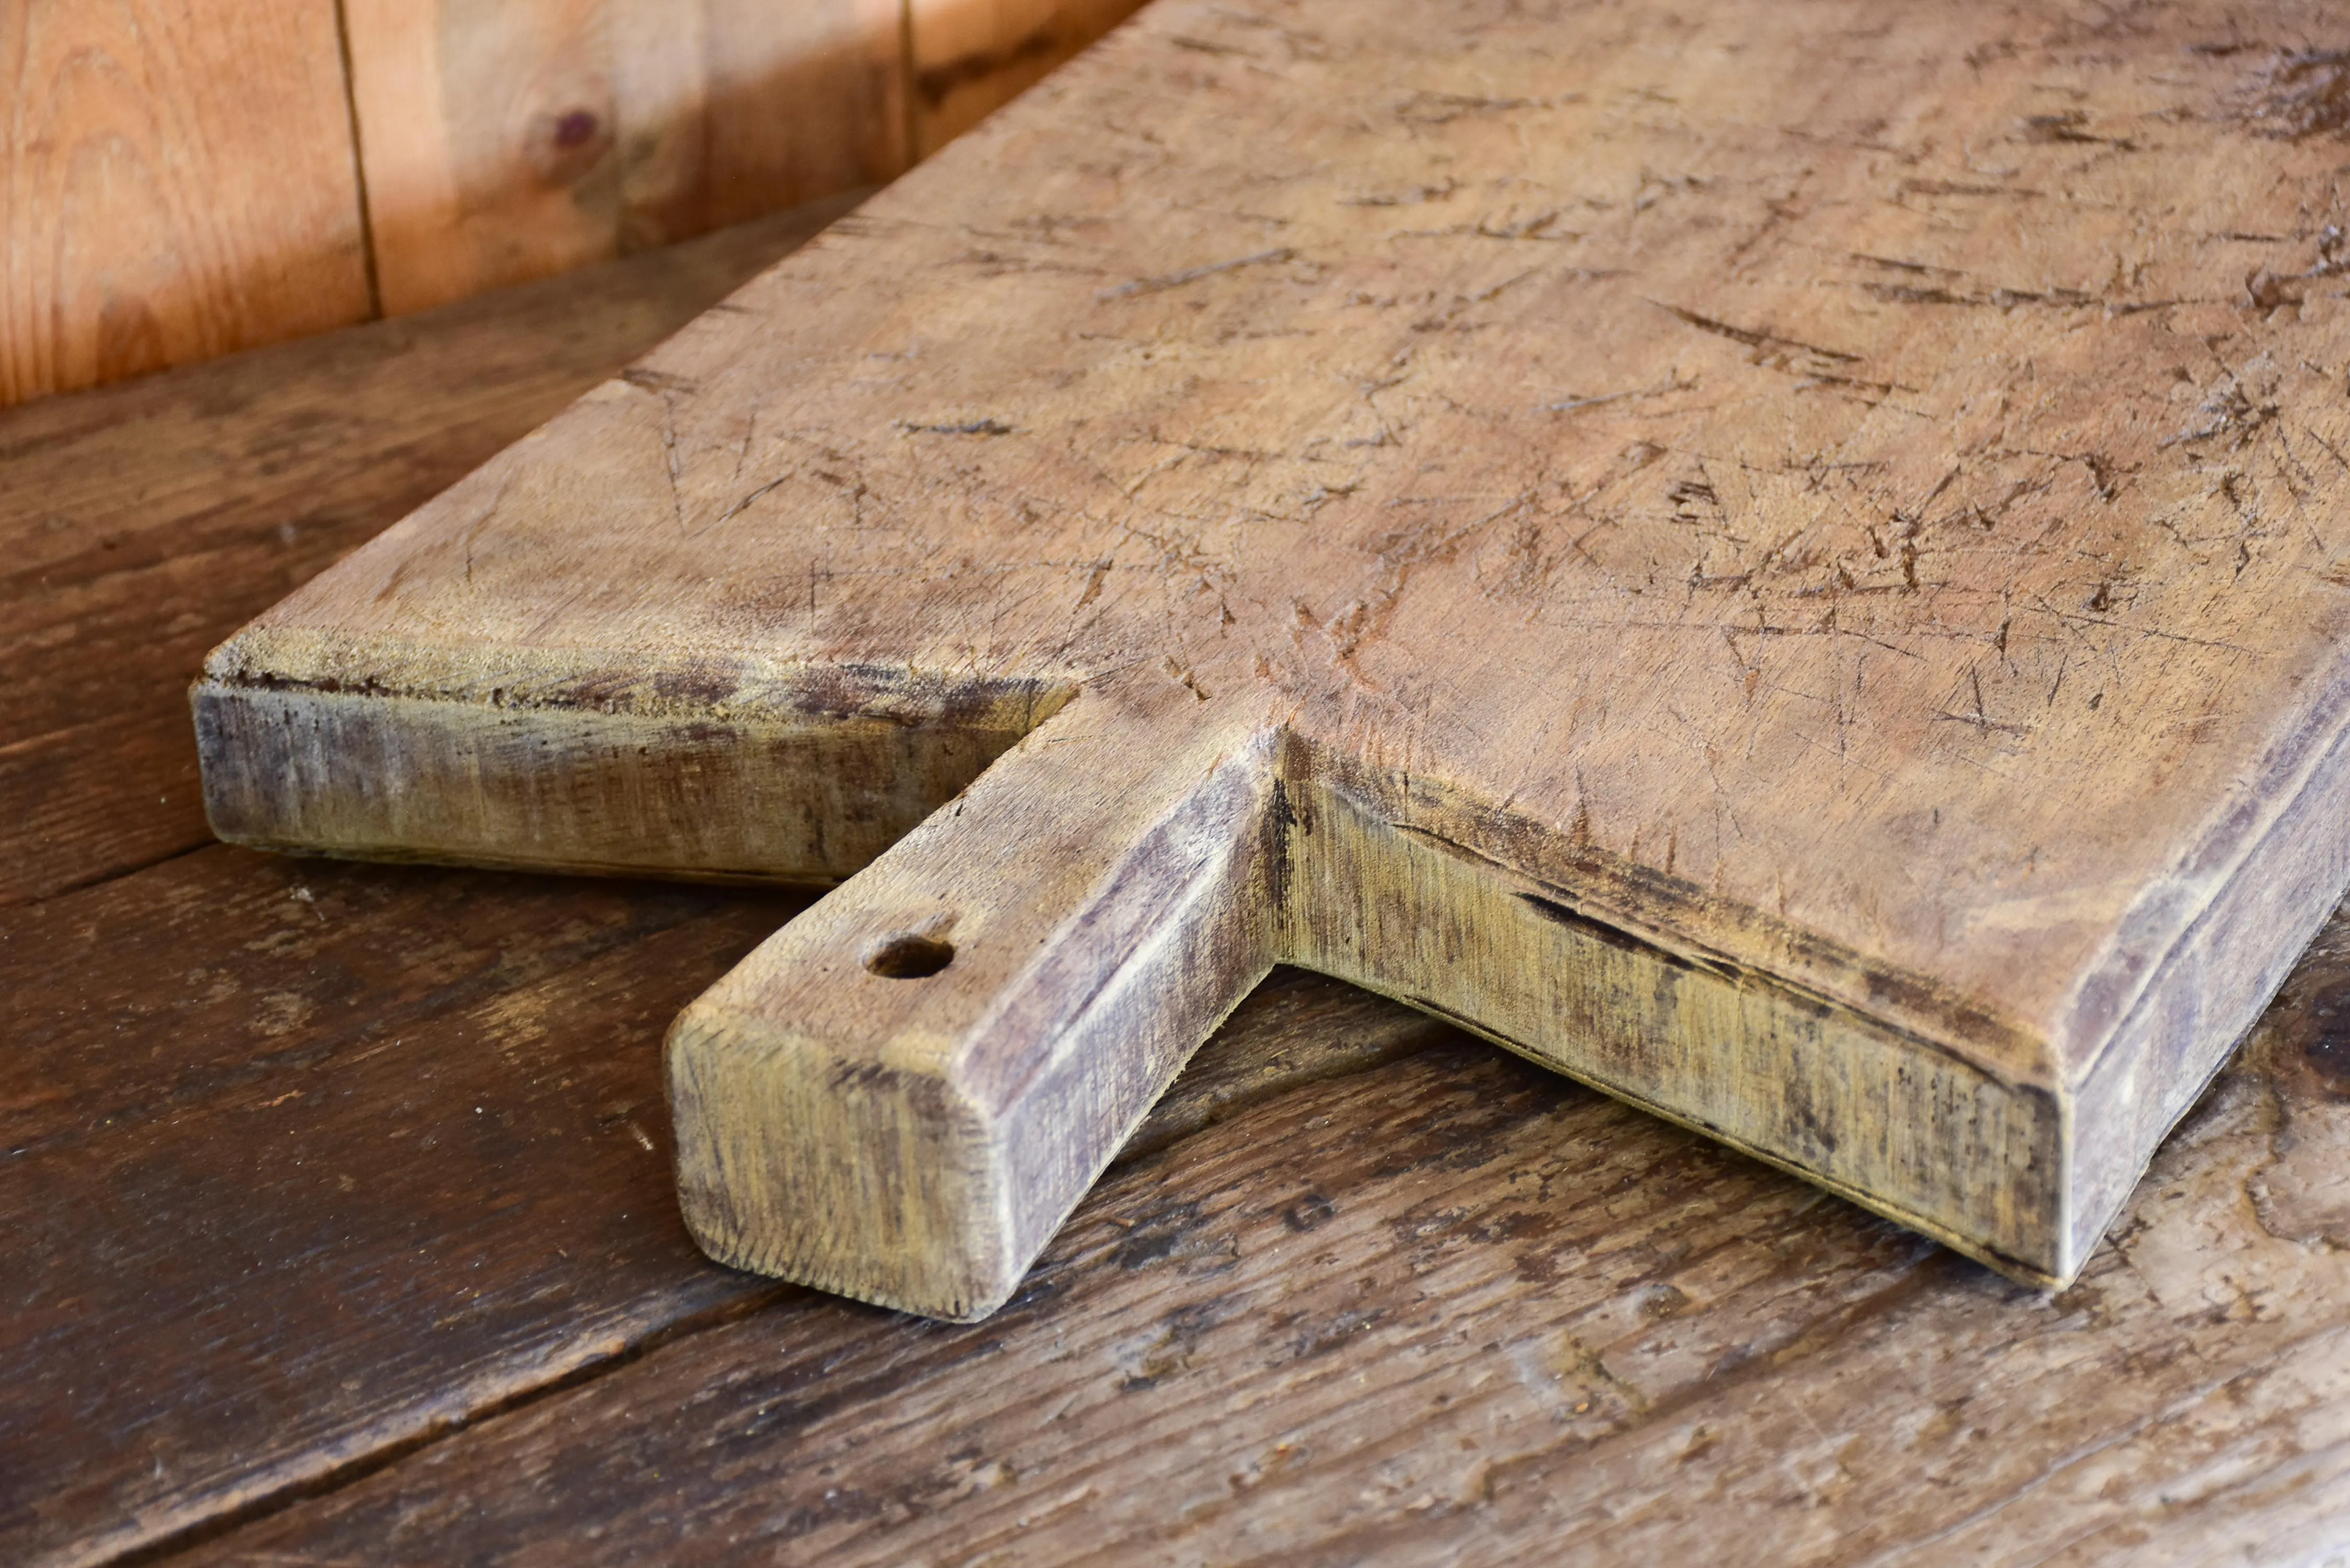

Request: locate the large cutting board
(194, 0), (2350, 1319)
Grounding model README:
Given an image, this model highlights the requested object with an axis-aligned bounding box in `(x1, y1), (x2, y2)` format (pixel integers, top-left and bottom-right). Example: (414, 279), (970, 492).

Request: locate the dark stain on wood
(916, 27), (1063, 109)
(2247, 49), (2350, 139)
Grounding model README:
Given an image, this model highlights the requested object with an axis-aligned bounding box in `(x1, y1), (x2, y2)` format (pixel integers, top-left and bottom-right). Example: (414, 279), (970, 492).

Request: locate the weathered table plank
(0, 191), (859, 906)
(0, 841), (1439, 1566)
(170, 910), (2350, 1565)
(0, 852), (803, 1564)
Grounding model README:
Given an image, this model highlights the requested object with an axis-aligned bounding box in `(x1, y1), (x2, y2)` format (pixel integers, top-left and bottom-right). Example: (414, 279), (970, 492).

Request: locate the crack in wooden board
(194, 0), (2350, 1307)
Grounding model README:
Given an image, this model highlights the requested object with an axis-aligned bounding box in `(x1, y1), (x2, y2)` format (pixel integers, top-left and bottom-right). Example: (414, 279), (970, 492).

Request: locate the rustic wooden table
(9, 199), (2350, 1567)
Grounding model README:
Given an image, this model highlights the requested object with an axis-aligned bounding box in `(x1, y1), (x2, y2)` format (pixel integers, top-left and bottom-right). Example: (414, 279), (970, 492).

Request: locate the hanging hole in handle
(865, 931), (955, 979)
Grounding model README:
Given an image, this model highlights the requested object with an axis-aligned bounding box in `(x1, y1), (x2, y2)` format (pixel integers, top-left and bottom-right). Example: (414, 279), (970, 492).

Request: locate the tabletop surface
(9, 188), (2350, 1566)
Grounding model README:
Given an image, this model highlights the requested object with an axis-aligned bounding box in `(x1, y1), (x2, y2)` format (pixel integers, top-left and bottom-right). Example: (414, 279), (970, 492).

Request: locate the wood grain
(908, 0), (1144, 156)
(669, 679), (1277, 1315)
(344, 0), (904, 315)
(24, 84), (2350, 1560)
(164, 896), (2350, 1567)
(0, 193), (860, 907)
(0, 852), (802, 1567)
(0, 0), (371, 406)
(198, 0), (2350, 1307)
(0, 833), (1438, 1566)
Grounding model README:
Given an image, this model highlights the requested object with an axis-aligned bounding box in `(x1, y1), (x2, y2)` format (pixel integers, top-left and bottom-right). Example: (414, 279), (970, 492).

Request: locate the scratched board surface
(198, 0), (2350, 1301)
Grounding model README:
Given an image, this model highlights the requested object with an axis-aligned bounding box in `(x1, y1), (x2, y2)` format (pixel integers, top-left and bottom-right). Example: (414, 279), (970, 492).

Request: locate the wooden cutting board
(192, 0), (2350, 1320)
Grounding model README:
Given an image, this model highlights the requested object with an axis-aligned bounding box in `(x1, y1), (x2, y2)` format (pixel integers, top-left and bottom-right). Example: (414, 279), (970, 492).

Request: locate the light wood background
(0, 0), (1141, 409)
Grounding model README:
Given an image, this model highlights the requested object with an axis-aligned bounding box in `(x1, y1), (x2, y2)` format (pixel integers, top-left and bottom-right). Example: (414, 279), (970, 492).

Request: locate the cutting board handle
(666, 679), (1280, 1319)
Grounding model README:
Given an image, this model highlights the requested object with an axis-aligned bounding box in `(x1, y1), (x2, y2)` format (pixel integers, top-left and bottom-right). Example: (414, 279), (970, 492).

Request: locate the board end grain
(660, 684), (1280, 1317)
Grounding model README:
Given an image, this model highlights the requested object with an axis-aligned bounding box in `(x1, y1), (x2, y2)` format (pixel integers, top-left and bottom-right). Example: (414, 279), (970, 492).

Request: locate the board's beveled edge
(1274, 747), (2073, 1285)
(2057, 669), (2350, 1275)
(2057, 642), (2350, 1083)
(194, 625), (2101, 1294)
(197, 622), (1080, 733)
(1287, 741), (2059, 1094)
(190, 629), (1079, 884)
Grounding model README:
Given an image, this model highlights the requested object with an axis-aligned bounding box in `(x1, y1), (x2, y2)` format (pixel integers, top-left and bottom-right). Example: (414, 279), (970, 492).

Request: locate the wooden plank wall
(0, 0), (1146, 408)
(0, 0), (373, 407)
(909, 0), (1144, 156)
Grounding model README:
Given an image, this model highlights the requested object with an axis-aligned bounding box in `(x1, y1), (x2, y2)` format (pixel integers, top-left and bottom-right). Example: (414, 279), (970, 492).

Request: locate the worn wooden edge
(663, 693), (1281, 1319)
(2059, 651), (2350, 1081)
(1396, 975), (2070, 1290)
(196, 643), (2044, 1062)
(186, 667), (2096, 1297)
(1296, 687), (2350, 1285)
(1282, 768), (2068, 1286)
(191, 677), (1055, 884)
(2060, 683), (2350, 1269)
(192, 637), (2350, 1305)
(195, 624), (1075, 726)
(187, 677), (2081, 1295)
(1302, 747), (2055, 1090)
(666, 1006), (1009, 1319)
